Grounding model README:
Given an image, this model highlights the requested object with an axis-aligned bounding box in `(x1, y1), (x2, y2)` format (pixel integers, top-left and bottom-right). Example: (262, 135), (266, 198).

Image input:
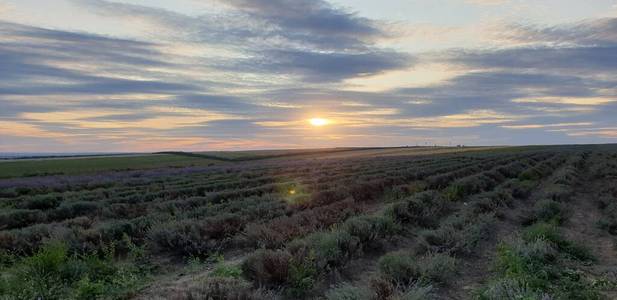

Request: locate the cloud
(464, 0), (508, 5)
(501, 122), (593, 129)
(512, 97), (616, 106)
(0, 121), (70, 139)
(0, 21), (200, 97)
(0, 80), (194, 96)
(70, 0), (410, 82)
(446, 46), (617, 73)
(73, 0), (385, 51)
(487, 17), (617, 48)
(391, 70), (603, 119)
(0, 3), (13, 16)
(230, 49), (412, 82)
(217, 0), (383, 47)
(411, 19), (617, 122)
(561, 128), (617, 138)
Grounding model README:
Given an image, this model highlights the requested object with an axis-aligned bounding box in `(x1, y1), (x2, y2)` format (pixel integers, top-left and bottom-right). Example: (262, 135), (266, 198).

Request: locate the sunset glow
(309, 118), (330, 127)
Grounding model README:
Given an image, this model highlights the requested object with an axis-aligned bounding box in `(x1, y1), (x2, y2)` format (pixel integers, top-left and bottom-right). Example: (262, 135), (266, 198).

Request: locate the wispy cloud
(501, 122), (593, 129)
(464, 0), (508, 5)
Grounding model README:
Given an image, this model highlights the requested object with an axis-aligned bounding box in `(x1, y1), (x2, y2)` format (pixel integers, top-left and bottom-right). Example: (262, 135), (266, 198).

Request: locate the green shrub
(147, 217), (237, 257)
(470, 190), (513, 214)
(522, 223), (560, 243)
(241, 249), (291, 286)
(476, 278), (551, 300)
(242, 223), (286, 249)
(51, 201), (101, 220)
(533, 199), (566, 224)
(386, 192), (446, 228)
(507, 180), (536, 199)
(460, 213), (496, 252)
(417, 252), (458, 283)
(0, 241), (145, 300)
(10, 241), (70, 299)
(444, 184), (464, 201)
(542, 184), (572, 202)
(597, 216), (617, 235)
(498, 237), (557, 278)
(379, 251), (457, 285)
(419, 213), (494, 255)
(21, 194), (63, 210)
(378, 251), (420, 284)
(523, 223), (593, 261)
(519, 168), (542, 181)
(183, 277), (269, 300)
(303, 230), (360, 269)
(418, 225), (459, 254)
(212, 261), (243, 279)
(343, 215), (399, 249)
(0, 224), (53, 255)
(326, 283), (373, 300)
(596, 200), (617, 235)
(446, 174), (497, 201)
(488, 234), (599, 299)
(287, 255), (317, 297)
(0, 249), (16, 268)
(73, 276), (105, 300)
(0, 209), (44, 230)
(398, 282), (435, 300)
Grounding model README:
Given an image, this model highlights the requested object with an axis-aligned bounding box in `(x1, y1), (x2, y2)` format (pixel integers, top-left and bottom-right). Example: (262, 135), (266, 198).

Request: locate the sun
(309, 118), (329, 127)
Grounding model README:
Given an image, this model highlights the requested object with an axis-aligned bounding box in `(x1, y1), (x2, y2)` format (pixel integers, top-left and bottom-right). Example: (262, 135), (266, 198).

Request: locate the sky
(1, 0), (616, 152)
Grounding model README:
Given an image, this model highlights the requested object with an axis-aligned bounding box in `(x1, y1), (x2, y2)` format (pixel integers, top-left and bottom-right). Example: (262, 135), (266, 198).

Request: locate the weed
(523, 223), (593, 261)
(418, 213), (494, 255)
(241, 249), (291, 286)
(303, 230), (360, 269)
(533, 199), (566, 225)
(476, 278), (552, 300)
(343, 215), (399, 250)
(398, 282), (435, 300)
(378, 251), (420, 285)
(479, 233), (599, 300)
(73, 276), (105, 300)
(212, 257), (242, 279)
(0, 240), (145, 299)
(326, 283), (373, 300)
(288, 253), (318, 297)
(183, 277), (269, 300)
(417, 253), (458, 283)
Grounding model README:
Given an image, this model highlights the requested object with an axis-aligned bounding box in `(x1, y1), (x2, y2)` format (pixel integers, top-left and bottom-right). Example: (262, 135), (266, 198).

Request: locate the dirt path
(440, 157), (574, 299)
(562, 175), (617, 298)
(438, 218), (517, 300)
(133, 254), (246, 300)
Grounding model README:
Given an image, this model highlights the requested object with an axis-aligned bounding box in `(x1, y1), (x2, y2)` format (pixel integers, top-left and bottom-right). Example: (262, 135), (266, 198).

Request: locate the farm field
(0, 154), (223, 179)
(1, 145), (617, 299)
(0, 146), (491, 179)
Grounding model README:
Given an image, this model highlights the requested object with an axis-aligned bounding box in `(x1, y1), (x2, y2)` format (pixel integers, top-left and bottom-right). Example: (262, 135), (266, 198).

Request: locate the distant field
(191, 146), (499, 161)
(0, 154), (221, 178)
(198, 148), (359, 160)
(194, 147), (384, 160)
(0, 147), (497, 179)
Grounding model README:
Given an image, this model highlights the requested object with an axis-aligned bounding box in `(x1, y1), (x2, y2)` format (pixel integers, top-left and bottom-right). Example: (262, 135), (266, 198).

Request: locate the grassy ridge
(0, 154), (221, 178)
